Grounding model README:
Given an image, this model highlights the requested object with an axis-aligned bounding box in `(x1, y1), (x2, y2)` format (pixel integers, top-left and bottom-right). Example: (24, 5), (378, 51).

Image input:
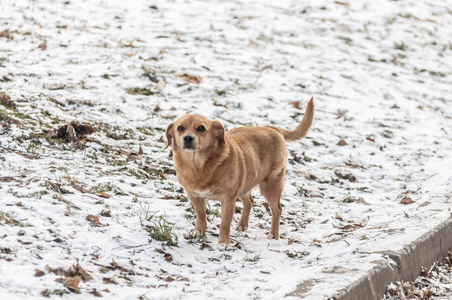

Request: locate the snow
(1, 0), (451, 299)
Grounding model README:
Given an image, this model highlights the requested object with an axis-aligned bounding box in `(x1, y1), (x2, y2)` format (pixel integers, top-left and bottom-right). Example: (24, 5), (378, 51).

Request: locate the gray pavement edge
(333, 214), (452, 300)
(287, 214), (452, 299)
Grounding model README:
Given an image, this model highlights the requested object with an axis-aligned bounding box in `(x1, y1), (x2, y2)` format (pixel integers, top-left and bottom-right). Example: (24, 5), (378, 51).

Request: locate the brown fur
(164, 97), (314, 245)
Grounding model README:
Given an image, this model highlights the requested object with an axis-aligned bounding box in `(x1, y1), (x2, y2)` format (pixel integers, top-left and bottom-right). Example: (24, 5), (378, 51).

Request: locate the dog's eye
(177, 126), (185, 132)
(197, 126), (206, 132)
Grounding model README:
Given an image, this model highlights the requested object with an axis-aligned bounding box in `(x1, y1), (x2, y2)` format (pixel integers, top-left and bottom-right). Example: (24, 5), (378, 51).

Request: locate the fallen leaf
(35, 269), (45, 277)
(336, 139), (348, 146)
(335, 170), (357, 182)
(53, 121), (96, 142)
(417, 201), (431, 208)
(155, 248), (165, 254)
(400, 197), (414, 205)
(86, 214), (101, 226)
(289, 101), (300, 109)
(65, 206), (72, 216)
(103, 277), (118, 284)
(0, 29), (13, 39)
(335, 212), (343, 221)
(0, 92), (15, 109)
(38, 41), (47, 50)
(100, 210), (111, 217)
(334, 1), (350, 6)
(176, 74), (202, 84)
(157, 80), (166, 89)
(74, 263), (93, 282)
(96, 192), (111, 199)
(342, 196), (369, 205)
(64, 276), (81, 291)
(164, 253), (173, 262)
(90, 289), (103, 297)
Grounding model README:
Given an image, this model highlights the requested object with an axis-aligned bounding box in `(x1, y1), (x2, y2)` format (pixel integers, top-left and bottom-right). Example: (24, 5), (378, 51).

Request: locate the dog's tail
(276, 97), (314, 142)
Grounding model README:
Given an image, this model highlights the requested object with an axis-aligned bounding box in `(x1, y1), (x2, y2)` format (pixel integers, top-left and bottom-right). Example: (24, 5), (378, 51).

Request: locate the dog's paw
(217, 242), (231, 250)
(267, 233), (279, 240)
(236, 225), (248, 232)
(192, 230), (204, 239)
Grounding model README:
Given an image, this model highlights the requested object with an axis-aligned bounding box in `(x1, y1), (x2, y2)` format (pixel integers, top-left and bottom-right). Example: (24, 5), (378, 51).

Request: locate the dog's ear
(211, 120), (226, 144)
(164, 122), (174, 150)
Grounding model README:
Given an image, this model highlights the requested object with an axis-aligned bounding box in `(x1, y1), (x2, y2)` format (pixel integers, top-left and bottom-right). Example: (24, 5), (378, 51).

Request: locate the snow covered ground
(1, 0), (451, 299)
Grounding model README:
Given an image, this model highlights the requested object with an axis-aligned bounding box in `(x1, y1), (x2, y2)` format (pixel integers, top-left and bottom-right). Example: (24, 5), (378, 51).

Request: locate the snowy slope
(1, 0), (451, 299)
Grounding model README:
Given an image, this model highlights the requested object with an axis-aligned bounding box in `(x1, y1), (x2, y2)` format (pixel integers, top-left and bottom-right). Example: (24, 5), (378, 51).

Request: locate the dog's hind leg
(259, 169), (285, 240)
(236, 192), (254, 232)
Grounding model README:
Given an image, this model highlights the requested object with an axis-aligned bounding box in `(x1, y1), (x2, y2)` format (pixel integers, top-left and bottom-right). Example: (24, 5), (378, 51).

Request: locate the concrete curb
(332, 215), (452, 300)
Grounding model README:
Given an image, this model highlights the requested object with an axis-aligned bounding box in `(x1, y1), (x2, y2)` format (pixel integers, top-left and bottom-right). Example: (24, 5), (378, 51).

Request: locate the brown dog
(164, 98), (314, 245)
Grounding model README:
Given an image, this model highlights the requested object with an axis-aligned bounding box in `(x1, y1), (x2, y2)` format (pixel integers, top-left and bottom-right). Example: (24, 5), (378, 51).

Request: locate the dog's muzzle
(183, 135), (195, 150)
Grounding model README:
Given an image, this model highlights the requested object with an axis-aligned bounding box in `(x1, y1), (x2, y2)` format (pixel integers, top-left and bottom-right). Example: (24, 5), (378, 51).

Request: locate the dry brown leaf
(138, 145), (144, 155)
(342, 196), (369, 205)
(103, 277), (118, 284)
(334, 1), (350, 5)
(289, 101), (300, 109)
(400, 197), (414, 205)
(64, 276), (81, 291)
(335, 212), (343, 221)
(335, 170), (357, 182)
(0, 29), (13, 39)
(53, 121), (96, 142)
(65, 206), (72, 216)
(337, 139), (348, 146)
(164, 253), (173, 262)
(0, 92), (15, 109)
(176, 74), (202, 84)
(417, 201), (431, 208)
(157, 80), (166, 89)
(86, 214), (101, 225)
(38, 41), (47, 50)
(35, 269), (45, 277)
(75, 263), (93, 282)
(90, 289), (103, 297)
(100, 210), (111, 217)
(96, 192), (111, 199)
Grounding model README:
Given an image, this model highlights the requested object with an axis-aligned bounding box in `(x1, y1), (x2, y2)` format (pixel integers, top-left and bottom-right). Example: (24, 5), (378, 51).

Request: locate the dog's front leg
(187, 192), (207, 239)
(218, 198), (236, 246)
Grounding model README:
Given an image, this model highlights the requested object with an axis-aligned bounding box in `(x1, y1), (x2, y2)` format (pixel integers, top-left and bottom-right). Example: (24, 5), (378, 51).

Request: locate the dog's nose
(184, 135), (194, 143)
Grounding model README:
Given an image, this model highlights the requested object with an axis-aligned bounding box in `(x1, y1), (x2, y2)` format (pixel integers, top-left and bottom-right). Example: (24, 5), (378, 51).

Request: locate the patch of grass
(41, 289), (70, 297)
(0, 211), (25, 227)
(125, 87), (157, 96)
(0, 108), (21, 126)
(143, 165), (175, 180)
(141, 207), (178, 246)
(244, 252), (261, 262)
(141, 65), (160, 83)
(394, 42), (407, 51)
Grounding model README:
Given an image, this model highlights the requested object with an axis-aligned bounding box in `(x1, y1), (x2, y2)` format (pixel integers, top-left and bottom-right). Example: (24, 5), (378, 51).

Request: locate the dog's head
(164, 114), (225, 151)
